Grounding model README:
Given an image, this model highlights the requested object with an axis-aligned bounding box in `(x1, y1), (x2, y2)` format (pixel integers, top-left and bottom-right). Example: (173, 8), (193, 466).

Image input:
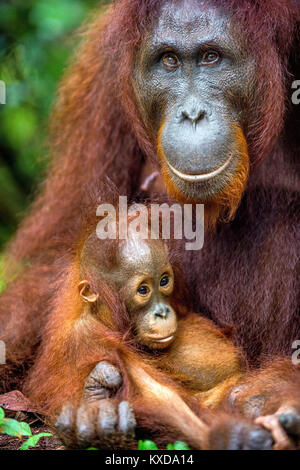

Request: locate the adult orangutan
(0, 0), (299, 449)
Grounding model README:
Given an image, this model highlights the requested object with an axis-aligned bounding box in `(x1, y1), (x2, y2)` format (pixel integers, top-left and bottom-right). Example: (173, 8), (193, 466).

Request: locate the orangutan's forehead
(148, 0), (232, 50)
(119, 238), (169, 274)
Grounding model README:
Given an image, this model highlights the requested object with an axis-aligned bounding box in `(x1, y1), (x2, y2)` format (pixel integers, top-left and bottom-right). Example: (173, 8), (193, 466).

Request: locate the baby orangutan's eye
(160, 275), (169, 287)
(137, 284), (150, 296)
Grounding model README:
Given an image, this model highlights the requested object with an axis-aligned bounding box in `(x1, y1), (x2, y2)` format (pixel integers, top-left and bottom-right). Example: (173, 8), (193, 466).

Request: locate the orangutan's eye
(137, 284), (149, 295)
(160, 275), (169, 287)
(200, 50), (220, 65)
(162, 53), (180, 69)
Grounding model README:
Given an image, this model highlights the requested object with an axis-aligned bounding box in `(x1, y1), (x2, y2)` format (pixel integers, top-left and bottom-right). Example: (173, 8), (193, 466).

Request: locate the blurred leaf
(0, 165), (26, 216)
(167, 443), (174, 450)
(0, 418), (32, 437)
(30, 0), (88, 40)
(172, 441), (190, 450)
(138, 440), (159, 450)
(0, 0), (100, 249)
(0, 5), (17, 25)
(2, 106), (37, 147)
(20, 432), (52, 450)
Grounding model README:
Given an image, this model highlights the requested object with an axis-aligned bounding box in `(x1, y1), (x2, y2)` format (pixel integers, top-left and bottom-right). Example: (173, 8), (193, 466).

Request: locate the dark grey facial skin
(132, 0), (255, 201)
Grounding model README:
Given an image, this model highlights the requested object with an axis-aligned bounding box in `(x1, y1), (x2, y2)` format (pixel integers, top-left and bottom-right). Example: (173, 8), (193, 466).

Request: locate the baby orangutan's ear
(78, 280), (99, 303)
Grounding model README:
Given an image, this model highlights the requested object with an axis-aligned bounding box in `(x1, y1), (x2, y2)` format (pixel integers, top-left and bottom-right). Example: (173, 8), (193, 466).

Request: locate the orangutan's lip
(148, 334), (175, 343)
(166, 153), (234, 182)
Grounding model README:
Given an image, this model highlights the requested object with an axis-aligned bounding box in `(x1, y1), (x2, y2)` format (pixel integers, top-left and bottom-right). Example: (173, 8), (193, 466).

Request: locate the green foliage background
(0, 0), (101, 250)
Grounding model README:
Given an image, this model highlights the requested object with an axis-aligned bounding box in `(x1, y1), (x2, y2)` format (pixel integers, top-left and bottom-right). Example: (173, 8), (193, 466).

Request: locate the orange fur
(0, 0), (298, 450)
(24, 227), (300, 449)
(157, 123), (249, 228)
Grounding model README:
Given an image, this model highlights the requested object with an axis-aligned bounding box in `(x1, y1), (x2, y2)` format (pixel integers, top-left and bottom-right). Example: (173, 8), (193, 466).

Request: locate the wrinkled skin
(256, 409), (300, 450)
(55, 362), (137, 450)
(133, 0), (254, 201)
(229, 385), (300, 450)
(56, 361), (274, 450)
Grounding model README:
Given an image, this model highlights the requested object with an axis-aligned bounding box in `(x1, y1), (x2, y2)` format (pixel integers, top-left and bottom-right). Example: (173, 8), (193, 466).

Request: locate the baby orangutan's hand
(55, 361), (137, 449)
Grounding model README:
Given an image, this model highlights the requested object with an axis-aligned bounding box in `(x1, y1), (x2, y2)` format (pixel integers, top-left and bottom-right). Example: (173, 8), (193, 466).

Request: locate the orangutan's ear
(78, 280), (99, 303)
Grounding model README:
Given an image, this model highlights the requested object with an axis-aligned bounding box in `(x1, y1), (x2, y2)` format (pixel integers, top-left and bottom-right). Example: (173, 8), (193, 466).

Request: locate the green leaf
(2, 107), (37, 148)
(17, 421), (33, 437)
(20, 432), (52, 450)
(0, 418), (32, 437)
(167, 443), (174, 450)
(29, 0), (87, 39)
(0, 408), (5, 420)
(138, 440), (144, 450)
(86, 447), (98, 451)
(138, 440), (158, 450)
(20, 436), (40, 450)
(172, 441), (190, 450)
(35, 432), (52, 439)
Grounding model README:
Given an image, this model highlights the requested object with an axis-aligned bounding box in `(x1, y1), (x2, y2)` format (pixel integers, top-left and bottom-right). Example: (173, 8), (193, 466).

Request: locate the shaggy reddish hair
(0, 0), (299, 389)
(6, 0), (298, 263)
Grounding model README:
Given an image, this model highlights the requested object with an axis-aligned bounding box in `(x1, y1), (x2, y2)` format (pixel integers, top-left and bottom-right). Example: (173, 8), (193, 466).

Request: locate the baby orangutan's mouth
(150, 334), (175, 343)
(145, 333), (176, 349)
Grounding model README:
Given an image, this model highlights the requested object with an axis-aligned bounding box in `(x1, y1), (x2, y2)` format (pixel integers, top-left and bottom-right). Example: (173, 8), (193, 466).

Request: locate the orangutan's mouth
(148, 334), (175, 343)
(166, 152), (234, 182)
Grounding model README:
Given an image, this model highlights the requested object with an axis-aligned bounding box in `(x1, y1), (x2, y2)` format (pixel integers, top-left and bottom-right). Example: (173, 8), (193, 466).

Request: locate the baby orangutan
(77, 231), (300, 450)
(26, 223), (300, 450)
(79, 233), (243, 408)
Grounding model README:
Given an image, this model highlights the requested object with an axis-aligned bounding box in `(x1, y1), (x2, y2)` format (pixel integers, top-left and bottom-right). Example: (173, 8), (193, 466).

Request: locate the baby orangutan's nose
(154, 304), (170, 319)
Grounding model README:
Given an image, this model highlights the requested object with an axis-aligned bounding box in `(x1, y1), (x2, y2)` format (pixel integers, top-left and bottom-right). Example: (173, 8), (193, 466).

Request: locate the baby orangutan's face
(118, 238), (177, 350)
(79, 236), (177, 350)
